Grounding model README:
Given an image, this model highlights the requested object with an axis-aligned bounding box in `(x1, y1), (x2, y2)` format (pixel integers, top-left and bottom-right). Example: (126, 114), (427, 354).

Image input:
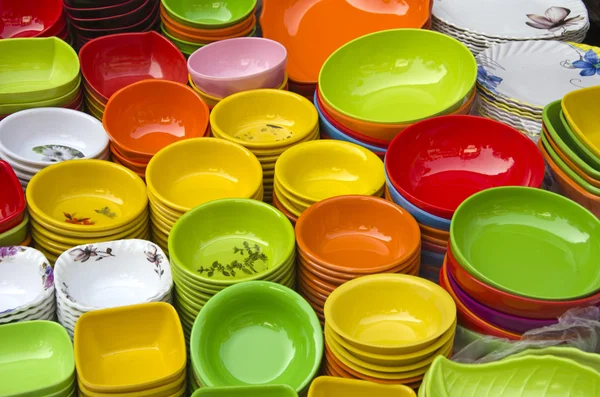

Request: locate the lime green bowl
(192, 384), (297, 397)
(160, 25), (205, 54)
(168, 198), (295, 286)
(0, 211), (28, 246)
(0, 76), (81, 115)
(162, 0), (256, 29)
(450, 186), (600, 300)
(0, 37), (80, 104)
(318, 29), (477, 124)
(190, 281), (323, 393)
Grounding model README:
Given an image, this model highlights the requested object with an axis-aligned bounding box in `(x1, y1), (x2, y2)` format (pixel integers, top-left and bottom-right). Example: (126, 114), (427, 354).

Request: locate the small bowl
(162, 0), (256, 28)
(0, 211), (30, 249)
(324, 274), (456, 355)
(0, 0), (63, 39)
(64, 0), (145, 19)
(188, 37), (286, 98)
(192, 385), (297, 397)
(0, 161), (26, 233)
(0, 77), (82, 116)
(308, 377), (415, 397)
(562, 85), (600, 158)
(69, 0), (154, 30)
(190, 281), (323, 393)
(103, 80), (209, 161)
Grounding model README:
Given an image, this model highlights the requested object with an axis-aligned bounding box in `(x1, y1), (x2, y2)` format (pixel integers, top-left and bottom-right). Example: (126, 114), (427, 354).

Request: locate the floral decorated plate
(53, 239), (173, 312)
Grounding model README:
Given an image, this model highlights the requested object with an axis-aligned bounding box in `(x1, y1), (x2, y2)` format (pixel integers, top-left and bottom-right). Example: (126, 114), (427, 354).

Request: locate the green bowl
(0, 77), (81, 115)
(511, 346), (600, 372)
(0, 321), (74, 397)
(0, 37), (80, 105)
(0, 211), (28, 246)
(168, 198), (295, 286)
(160, 25), (205, 54)
(543, 100), (600, 178)
(192, 385), (297, 397)
(318, 29), (476, 124)
(162, 0), (256, 29)
(190, 281), (323, 393)
(450, 186), (600, 300)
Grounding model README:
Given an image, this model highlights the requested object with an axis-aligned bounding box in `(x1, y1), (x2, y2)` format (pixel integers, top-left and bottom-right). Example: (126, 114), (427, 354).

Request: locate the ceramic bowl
(69, 0), (154, 29)
(451, 186), (600, 301)
(318, 29), (476, 125)
(162, 0), (256, 28)
(0, 161), (26, 233)
(275, 140), (385, 203)
(308, 376), (416, 397)
(386, 115), (545, 219)
(210, 89), (318, 149)
(64, 0), (146, 18)
(324, 274), (456, 355)
(190, 281), (323, 393)
(188, 37), (286, 98)
(26, 159), (148, 233)
(562, 85), (600, 158)
(0, 0), (63, 39)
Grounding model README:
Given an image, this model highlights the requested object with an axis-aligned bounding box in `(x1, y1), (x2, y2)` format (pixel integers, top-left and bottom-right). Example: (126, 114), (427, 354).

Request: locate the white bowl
(54, 239), (173, 311)
(0, 295), (55, 323)
(0, 246), (54, 315)
(0, 108), (109, 167)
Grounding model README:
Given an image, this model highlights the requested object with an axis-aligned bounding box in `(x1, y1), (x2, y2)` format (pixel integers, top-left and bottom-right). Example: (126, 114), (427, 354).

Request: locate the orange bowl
(109, 145), (148, 173)
(419, 222), (449, 241)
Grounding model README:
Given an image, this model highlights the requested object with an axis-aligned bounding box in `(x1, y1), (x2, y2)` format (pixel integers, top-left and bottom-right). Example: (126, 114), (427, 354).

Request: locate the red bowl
(64, 0), (146, 19)
(79, 31), (187, 101)
(446, 245), (600, 319)
(386, 115), (545, 219)
(69, 0), (155, 30)
(0, 0), (63, 38)
(0, 161), (26, 233)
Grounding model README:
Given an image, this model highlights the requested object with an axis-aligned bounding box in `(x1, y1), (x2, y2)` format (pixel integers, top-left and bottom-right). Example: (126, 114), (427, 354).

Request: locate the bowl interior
(0, 0), (62, 38)
(0, 247), (51, 312)
(562, 86), (600, 153)
(163, 0), (255, 25)
(192, 384), (297, 396)
(0, 164), (25, 223)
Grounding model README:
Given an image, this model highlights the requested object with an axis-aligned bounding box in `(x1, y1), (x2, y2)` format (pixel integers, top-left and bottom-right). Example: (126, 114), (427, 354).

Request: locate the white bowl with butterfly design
(53, 239), (173, 312)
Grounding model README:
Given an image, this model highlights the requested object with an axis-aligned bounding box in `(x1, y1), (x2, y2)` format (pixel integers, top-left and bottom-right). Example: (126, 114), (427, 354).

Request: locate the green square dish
(192, 384), (297, 397)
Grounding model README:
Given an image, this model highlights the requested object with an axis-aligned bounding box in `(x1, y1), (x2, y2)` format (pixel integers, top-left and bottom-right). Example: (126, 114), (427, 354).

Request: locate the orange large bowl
(103, 80), (209, 162)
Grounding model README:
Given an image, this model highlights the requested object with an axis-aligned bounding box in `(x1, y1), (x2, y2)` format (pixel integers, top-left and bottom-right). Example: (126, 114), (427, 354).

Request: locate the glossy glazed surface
(0, 0), (63, 38)
(193, 384), (297, 396)
(69, 0), (154, 30)
(162, 0), (256, 28)
(0, 161), (26, 233)
(64, 0), (146, 19)
(562, 85), (600, 158)
(261, 0), (430, 84)
(309, 376), (415, 397)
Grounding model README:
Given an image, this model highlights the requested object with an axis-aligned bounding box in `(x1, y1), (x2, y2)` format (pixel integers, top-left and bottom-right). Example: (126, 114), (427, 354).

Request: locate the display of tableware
(0, 161), (26, 232)
(0, 321), (75, 396)
(308, 377), (416, 397)
(74, 302), (186, 394)
(1, 0), (68, 40)
(190, 281), (322, 393)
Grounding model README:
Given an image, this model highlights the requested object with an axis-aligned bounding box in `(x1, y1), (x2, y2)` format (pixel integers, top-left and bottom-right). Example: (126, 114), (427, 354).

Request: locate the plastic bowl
(0, 212), (30, 246)
(64, 0), (145, 18)
(162, 0), (256, 28)
(324, 274), (456, 355)
(79, 31), (187, 101)
(188, 37), (286, 98)
(190, 281), (323, 393)
(0, 0), (63, 39)
(161, 3), (255, 38)
(192, 385), (297, 397)
(103, 80), (209, 161)
(562, 85), (600, 158)
(451, 187), (600, 301)
(308, 376), (416, 397)
(69, 0), (154, 29)
(318, 29), (476, 124)
(385, 115), (545, 219)
(0, 161), (26, 233)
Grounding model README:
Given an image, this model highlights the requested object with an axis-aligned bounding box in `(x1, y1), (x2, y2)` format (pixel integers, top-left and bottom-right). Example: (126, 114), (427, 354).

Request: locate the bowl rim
(71, 0), (159, 33)
(562, 85), (600, 158)
(162, 0), (257, 28)
(0, 0), (64, 39)
(68, 0), (150, 23)
(0, 161), (26, 228)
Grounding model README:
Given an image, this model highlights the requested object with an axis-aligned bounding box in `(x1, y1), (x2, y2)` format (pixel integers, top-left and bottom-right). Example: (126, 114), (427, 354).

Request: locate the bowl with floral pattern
(53, 239), (173, 312)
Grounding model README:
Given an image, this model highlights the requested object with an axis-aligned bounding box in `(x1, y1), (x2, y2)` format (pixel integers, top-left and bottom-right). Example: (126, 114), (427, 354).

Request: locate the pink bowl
(187, 37), (287, 99)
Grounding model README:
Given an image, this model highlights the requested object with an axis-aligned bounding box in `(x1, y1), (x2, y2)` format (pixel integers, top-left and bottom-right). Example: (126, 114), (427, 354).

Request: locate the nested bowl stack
(0, 161), (28, 245)
(308, 377), (416, 397)
(1, 0), (70, 42)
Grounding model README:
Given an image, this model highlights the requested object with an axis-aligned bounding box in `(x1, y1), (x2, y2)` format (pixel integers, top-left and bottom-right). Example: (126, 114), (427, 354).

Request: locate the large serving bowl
(190, 281), (323, 393)
(0, 161), (26, 233)
(562, 85), (600, 158)
(162, 0), (256, 28)
(0, 0), (63, 39)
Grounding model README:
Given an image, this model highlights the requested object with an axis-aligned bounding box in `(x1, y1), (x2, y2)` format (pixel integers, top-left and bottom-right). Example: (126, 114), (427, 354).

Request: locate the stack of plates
(54, 239), (173, 338)
(25, 159), (149, 264)
(432, 0), (590, 54)
(323, 274), (457, 389)
(167, 199), (296, 341)
(0, 247), (55, 324)
(0, 37), (82, 121)
(1, 0), (70, 43)
(475, 41), (600, 140)
(210, 89), (319, 203)
(273, 140), (385, 223)
(0, 161), (27, 245)
(0, 109), (110, 189)
(146, 138), (264, 254)
(295, 196), (421, 324)
(160, 0), (258, 56)
(79, 31), (188, 120)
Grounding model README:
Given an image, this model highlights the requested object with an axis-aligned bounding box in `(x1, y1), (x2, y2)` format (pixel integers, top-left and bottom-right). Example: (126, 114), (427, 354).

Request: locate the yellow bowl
(210, 89), (318, 149)
(78, 370), (187, 397)
(324, 274), (456, 355)
(308, 376), (416, 397)
(26, 160), (148, 233)
(148, 191), (184, 220)
(273, 182), (303, 217)
(275, 140), (385, 203)
(146, 138), (263, 213)
(275, 178), (313, 210)
(562, 86), (600, 157)
(150, 206), (176, 229)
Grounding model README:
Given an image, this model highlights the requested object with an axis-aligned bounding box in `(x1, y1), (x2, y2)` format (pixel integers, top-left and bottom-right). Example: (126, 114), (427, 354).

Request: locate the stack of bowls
(74, 302), (187, 396)
(146, 138), (263, 253)
(0, 109), (110, 189)
(187, 37), (288, 109)
(103, 80), (210, 178)
(26, 160), (149, 264)
(54, 239), (173, 338)
(191, 385), (298, 397)
(210, 89), (319, 202)
(295, 196), (421, 323)
(323, 274), (457, 389)
(0, 37), (82, 121)
(160, 0), (258, 56)
(1, 0), (69, 42)
(0, 321), (75, 396)
(309, 377), (417, 397)
(0, 247), (55, 324)
(168, 199), (296, 341)
(0, 161), (27, 245)
(65, 0), (160, 50)
(190, 281), (323, 394)
(443, 186), (600, 339)
(79, 31), (188, 120)
(541, 86), (600, 218)
(317, 29), (477, 152)
(273, 140), (385, 223)
(384, 115), (545, 282)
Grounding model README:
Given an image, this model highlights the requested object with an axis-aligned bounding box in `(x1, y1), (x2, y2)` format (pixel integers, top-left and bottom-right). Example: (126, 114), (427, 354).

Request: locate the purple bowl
(447, 269), (557, 334)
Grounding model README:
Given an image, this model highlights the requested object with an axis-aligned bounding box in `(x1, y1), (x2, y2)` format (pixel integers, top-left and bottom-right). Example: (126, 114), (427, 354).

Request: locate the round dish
(162, 0), (256, 28)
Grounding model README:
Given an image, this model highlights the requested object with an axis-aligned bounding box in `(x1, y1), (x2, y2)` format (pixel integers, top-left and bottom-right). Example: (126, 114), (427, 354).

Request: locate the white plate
(433, 0), (589, 40)
(476, 40), (600, 108)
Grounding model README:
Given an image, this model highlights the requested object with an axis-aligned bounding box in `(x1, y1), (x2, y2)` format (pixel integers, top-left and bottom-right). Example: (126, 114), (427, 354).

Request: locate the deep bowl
(162, 0), (256, 28)
(69, 0), (154, 29)
(562, 85), (600, 158)
(0, 0), (63, 39)
(63, 0), (145, 19)
(161, 3), (255, 37)
(386, 115), (545, 219)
